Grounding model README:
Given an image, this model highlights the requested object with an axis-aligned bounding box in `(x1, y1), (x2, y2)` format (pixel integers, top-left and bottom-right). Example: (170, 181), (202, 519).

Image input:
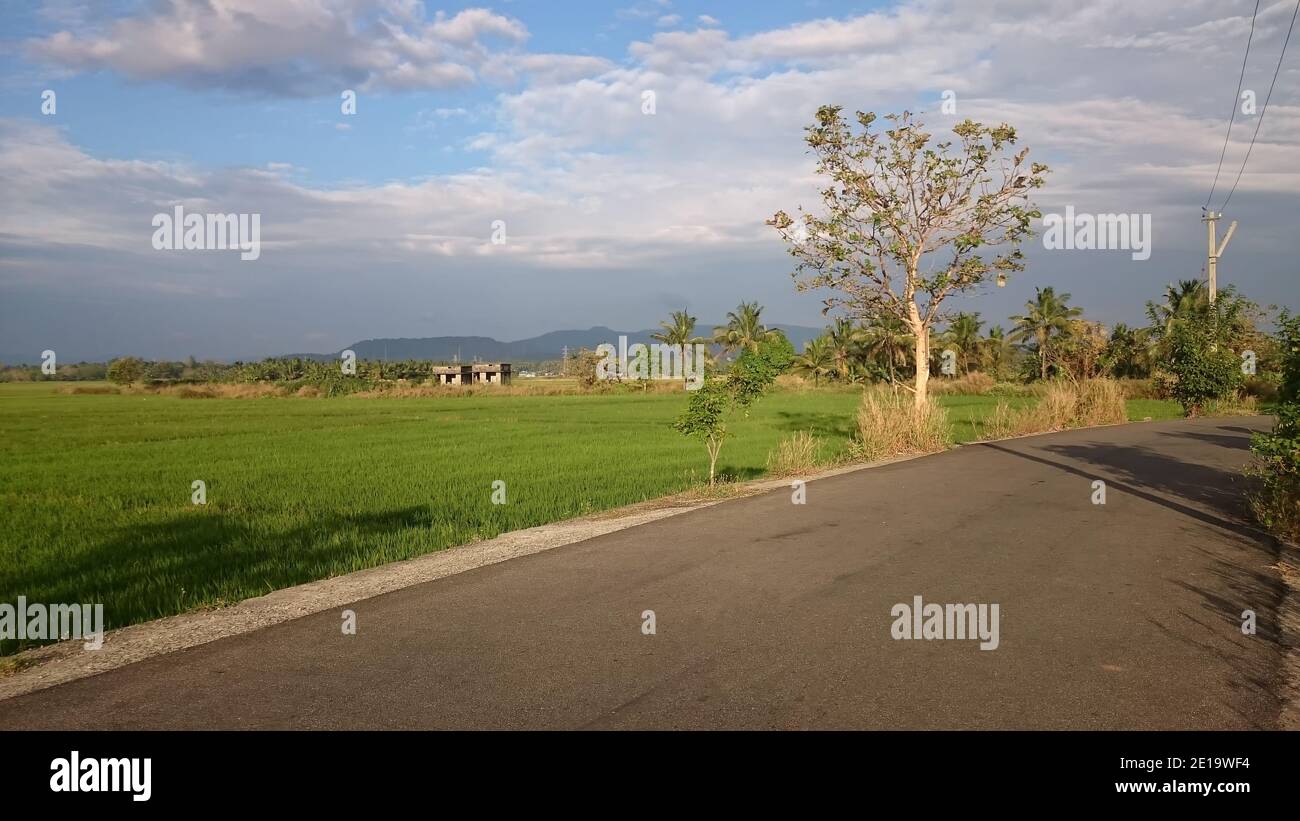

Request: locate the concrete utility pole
(1202, 210), (1238, 304)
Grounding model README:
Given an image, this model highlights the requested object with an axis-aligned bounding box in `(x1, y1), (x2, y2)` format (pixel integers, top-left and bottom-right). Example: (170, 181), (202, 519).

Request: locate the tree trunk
(910, 313), (929, 408)
(1038, 330), (1048, 380)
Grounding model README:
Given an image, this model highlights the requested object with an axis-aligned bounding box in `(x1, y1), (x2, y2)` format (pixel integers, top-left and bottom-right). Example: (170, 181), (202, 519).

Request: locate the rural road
(0, 415), (1287, 729)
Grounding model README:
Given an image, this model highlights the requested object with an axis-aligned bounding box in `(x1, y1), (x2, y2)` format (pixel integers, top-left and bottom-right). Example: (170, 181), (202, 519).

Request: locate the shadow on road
(980, 431), (1286, 724)
(980, 439), (1261, 540)
(1163, 430), (1254, 451)
(1042, 440), (1252, 524)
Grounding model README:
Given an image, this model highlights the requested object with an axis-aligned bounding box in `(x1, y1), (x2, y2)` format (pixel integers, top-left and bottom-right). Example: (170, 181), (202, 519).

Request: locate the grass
(853, 387), (952, 460)
(0, 381), (1184, 653)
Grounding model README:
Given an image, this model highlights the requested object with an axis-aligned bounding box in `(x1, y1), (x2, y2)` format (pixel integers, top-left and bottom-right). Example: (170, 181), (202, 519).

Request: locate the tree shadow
(1161, 430), (1253, 451)
(983, 433), (1262, 534)
(1, 505), (451, 653)
(773, 411), (855, 440)
(716, 465), (767, 482)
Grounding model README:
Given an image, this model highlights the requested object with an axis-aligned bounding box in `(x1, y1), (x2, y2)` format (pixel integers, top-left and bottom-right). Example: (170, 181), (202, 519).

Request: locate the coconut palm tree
(651, 309), (703, 386)
(1102, 322), (1149, 379)
(982, 325), (1015, 379)
(1145, 279), (1208, 340)
(1011, 287), (1083, 380)
(713, 301), (779, 356)
(859, 313), (913, 386)
(825, 318), (868, 381)
(793, 336), (835, 385)
(940, 312), (984, 375)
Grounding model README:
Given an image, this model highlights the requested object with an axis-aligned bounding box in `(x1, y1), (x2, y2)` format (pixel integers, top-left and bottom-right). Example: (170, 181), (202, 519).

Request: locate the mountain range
(283, 324), (826, 364)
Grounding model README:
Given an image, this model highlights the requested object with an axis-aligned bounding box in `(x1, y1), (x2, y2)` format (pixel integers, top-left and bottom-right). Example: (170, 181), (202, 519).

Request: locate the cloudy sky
(0, 0), (1296, 362)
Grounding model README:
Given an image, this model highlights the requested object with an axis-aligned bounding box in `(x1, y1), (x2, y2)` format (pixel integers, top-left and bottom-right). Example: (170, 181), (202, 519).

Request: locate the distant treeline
(0, 362), (108, 382)
(0, 356), (525, 395)
(1, 356), (560, 389)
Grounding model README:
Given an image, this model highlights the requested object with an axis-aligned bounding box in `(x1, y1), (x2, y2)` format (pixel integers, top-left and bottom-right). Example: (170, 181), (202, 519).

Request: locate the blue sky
(0, 1), (891, 185)
(0, 0), (1296, 361)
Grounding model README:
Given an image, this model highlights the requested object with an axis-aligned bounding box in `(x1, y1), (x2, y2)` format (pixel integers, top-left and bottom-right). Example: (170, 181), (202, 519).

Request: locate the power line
(1206, 0), (1260, 208)
(1219, 0), (1300, 211)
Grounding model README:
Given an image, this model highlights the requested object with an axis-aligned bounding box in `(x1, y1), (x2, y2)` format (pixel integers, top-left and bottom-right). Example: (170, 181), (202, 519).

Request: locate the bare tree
(770, 108), (1048, 407)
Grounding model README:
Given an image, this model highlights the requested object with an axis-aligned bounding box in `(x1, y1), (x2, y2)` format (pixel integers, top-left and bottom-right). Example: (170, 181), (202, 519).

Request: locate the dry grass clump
(352, 384), (445, 398)
(853, 386), (952, 461)
(774, 373), (814, 393)
(980, 399), (1028, 439)
(978, 378), (1127, 440)
(766, 430), (825, 476)
(59, 385), (120, 395)
(1033, 382), (1080, 430)
(1073, 378), (1129, 427)
(930, 371), (996, 396)
(988, 381), (1042, 398)
(1116, 378), (1159, 399)
(127, 383), (287, 399)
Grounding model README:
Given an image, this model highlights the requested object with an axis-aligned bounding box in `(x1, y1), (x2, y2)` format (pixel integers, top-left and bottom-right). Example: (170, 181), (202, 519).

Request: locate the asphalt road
(0, 415), (1286, 729)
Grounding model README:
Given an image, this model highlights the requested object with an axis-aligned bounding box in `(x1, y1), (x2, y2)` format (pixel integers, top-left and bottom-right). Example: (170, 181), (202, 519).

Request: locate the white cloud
(428, 7), (527, 43)
(12, 0), (1300, 268)
(26, 1), (559, 94)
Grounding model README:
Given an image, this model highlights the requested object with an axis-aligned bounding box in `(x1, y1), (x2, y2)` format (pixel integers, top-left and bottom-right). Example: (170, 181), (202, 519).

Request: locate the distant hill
(285, 323), (826, 363)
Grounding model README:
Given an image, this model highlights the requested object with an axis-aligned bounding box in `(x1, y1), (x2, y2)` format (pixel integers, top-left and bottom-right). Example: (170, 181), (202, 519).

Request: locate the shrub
(1276, 309), (1300, 403)
(766, 431), (825, 476)
(106, 356), (146, 385)
(566, 348), (603, 389)
(1167, 311), (1242, 415)
(852, 387), (951, 461)
(1248, 403), (1300, 542)
(1242, 375), (1279, 402)
(674, 338), (787, 483)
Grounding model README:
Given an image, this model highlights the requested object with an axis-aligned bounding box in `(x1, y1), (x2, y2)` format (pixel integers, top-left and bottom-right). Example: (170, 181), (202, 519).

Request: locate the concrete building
(431, 363), (511, 385)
